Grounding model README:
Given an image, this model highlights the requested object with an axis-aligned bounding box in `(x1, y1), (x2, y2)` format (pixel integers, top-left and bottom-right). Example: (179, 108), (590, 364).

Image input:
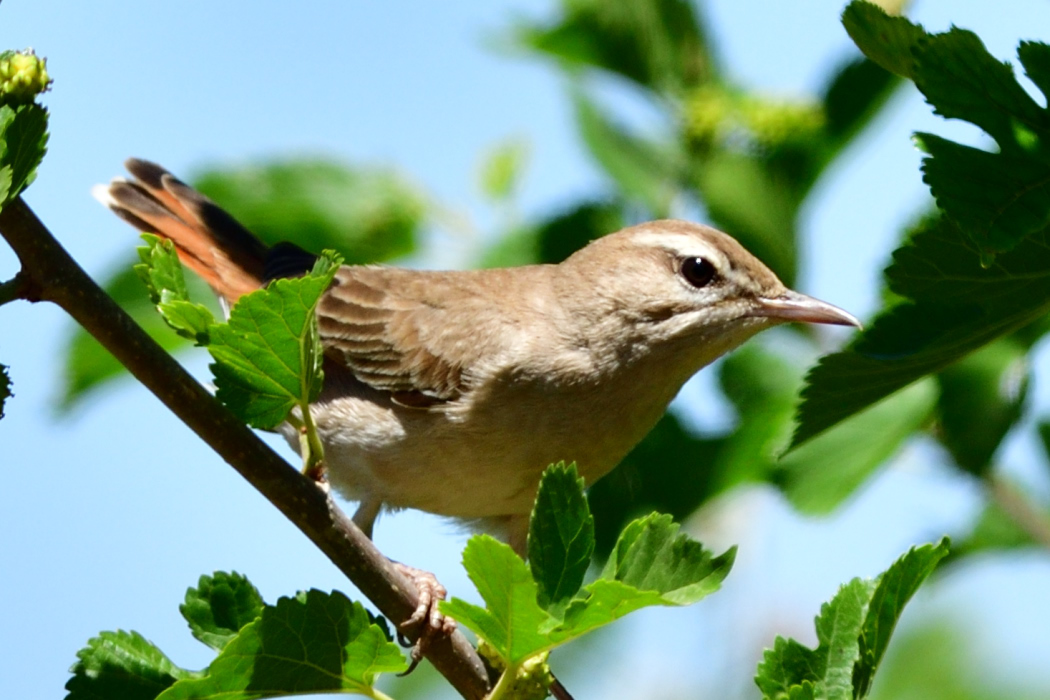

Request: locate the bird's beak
(751, 290), (862, 329)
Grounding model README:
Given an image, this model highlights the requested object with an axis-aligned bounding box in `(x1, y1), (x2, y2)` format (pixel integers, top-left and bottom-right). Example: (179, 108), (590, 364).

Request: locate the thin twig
(0, 197), (492, 699)
(986, 472), (1050, 550)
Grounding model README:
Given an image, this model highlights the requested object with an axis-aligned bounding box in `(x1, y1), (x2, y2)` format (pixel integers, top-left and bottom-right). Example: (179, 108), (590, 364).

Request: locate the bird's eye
(680, 257), (717, 288)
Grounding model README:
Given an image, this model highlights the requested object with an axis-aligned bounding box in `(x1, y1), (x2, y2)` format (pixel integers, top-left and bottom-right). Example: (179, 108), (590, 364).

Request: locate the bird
(95, 158), (859, 626)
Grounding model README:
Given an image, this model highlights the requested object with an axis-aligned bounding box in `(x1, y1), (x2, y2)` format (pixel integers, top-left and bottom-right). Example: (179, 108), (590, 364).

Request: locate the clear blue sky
(2, 2), (1049, 698)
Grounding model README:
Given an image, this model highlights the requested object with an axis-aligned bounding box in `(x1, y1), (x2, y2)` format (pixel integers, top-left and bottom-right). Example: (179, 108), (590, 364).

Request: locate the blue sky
(2, 2), (1050, 698)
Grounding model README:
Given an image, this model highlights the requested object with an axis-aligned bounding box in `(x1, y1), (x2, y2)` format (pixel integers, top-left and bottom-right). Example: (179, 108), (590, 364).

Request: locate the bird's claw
(393, 563), (457, 672)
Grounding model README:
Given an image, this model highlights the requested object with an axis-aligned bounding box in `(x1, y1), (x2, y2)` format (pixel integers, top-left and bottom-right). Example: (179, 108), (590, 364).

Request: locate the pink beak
(751, 290), (862, 328)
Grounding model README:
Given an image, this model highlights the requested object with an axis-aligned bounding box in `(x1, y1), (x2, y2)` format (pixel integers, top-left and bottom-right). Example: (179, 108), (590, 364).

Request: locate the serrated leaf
(778, 379), (936, 514)
(480, 137), (529, 202)
(0, 363), (9, 419)
(65, 630), (195, 700)
(158, 590), (406, 700)
(792, 216), (1050, 447)
(444, 514), (733, 666)
(193, 160), (424, 264)
(135, 235), (215, 342)
(599, 513), (734, 605)
(853, 539), (951, 697)
(528, 463), (595, 617)
(180, 571), (266, 652)
(754, 539), (949, 700)
(208, 252), (340, 429)
(0, 102), (48, 206)
(841, 1), (924, 79)
(440, 536), (552, 665)
(917, 132), (1050, 257)
(757, 578), (873, 700)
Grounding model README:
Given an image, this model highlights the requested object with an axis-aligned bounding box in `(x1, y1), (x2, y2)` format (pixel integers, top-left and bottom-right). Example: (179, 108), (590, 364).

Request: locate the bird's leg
(352, 499), (456, 668)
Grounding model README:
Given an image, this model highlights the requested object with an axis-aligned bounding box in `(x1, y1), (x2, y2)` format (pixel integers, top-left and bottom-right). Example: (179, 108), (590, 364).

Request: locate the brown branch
(0, 197), (492, 699)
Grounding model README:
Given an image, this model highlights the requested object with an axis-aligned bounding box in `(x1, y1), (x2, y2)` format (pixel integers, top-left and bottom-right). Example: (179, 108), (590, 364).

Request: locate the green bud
(0, 50), (51, 104)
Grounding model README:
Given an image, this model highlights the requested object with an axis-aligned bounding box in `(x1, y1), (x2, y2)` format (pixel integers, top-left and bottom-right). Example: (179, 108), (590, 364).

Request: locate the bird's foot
(393, 562), (457, 672)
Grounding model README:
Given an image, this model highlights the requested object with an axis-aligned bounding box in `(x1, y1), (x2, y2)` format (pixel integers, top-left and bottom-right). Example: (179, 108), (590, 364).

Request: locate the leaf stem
(299, 397), (326, 480)
(0, 197), (493, 699)
(485, 661), (520, 700)
(986, 473), (1050, 550)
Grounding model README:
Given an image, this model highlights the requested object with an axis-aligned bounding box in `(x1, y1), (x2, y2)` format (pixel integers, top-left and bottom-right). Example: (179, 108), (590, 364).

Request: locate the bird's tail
(94, 158), (270, 304)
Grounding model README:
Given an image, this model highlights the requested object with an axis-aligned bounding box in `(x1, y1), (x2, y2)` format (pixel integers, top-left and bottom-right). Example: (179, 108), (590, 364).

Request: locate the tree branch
(987, 473), (1050, 550)
(0, 197), (492, 699)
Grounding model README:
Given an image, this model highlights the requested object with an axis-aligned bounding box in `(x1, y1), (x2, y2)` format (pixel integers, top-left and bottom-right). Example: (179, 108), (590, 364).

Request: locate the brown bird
(96, 158), (859, 627)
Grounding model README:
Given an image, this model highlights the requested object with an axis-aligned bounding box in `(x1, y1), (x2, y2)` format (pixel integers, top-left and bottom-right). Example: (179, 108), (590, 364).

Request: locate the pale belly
(300, 375), (677, 520)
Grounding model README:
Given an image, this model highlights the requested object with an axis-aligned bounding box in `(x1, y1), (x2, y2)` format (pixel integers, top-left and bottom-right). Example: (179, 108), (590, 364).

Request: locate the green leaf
(0, 102), (48, 206)
(754, 539), (949, 700)
(943, 498), (1040, 566)
(936, 338), (1028, 476)
(821, 57), (900, 148)
(65, 630), (194, 700)
(135, 235), (215, 342)
(598, 513), (734, 605)
(193, 160), (425, 264)
(528, 463), (595, 617)
(573, 91), (679, 216)
(0, 363), (9, 419)
(444, 514), (733, 666)
(480, 137), (529, 202)
(514, 0), (715, 94)
(158, 590), (406, 700)
(777, 379), (937, 514)
(440, 536), (553, 665)
(853, 539), (951, 697)
(208, 251), (340, 429)
(757, 578), (873, 700)
(841, 1), (924, 79)
(793, 216), (1050, 447)
(180, 572), (266, 652)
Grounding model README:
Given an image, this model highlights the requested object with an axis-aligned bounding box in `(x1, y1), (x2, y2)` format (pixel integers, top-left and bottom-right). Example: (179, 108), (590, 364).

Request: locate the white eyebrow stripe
(630, 231), (722, 260)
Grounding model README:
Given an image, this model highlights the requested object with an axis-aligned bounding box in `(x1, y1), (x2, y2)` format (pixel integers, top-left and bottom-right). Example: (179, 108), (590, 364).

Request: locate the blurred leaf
(193, 159), (425, 265)
(588, 413), (719, 559)
(942, 499), (1038, 568)
(208, 252), (340, 429)
(573, 91), (679, 215)
(480, 137), (529, 202)
(65, 630), (194, 700)
(180, 571), (265, 652)
(712, 344), (801, 491)
(842, 1), (924, 79)
(694, 152), (798, 285)
(0, 363), (9, 419)
(821, 56), (900, 149)
(158, 590), (407, 700)
(778, 379), (937, 514)
(756, 539), (949, 700)
(793, 216), (1050, 447)
(871, 619), (1050, 700)
(529, 463), (595, 617)
(0, 101), (48, 206)
(479, 200), (623, 268)
(515, 0), (715, 94)
(936, 339), (1028, 476)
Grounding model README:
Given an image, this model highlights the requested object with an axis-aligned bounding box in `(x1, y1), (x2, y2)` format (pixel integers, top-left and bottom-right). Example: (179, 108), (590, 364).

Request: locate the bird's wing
(317, 266), (513, 407)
